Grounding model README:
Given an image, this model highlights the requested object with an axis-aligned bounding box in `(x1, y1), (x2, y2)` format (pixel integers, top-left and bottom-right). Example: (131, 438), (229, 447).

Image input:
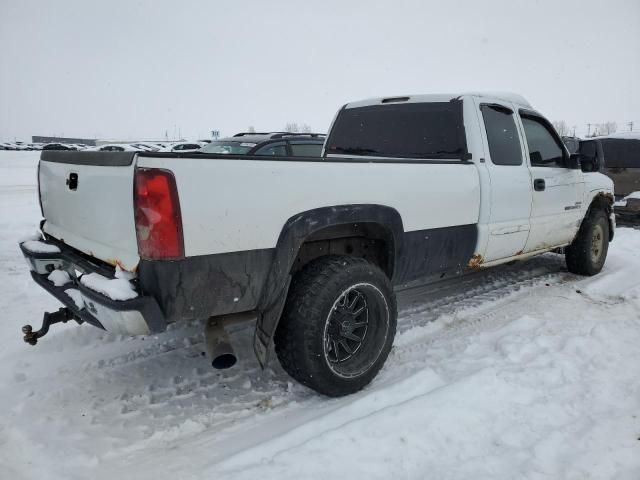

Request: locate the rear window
(325, 101), (467, 159)
(200, 141), (254, 155)
(600, 139), (640, 168)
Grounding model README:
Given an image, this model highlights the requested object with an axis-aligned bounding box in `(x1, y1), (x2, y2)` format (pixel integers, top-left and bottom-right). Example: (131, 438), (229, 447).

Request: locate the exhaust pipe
(205, 318), (237, 369)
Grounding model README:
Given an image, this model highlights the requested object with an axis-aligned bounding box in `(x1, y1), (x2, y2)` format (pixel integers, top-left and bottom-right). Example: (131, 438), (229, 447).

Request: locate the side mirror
(568, 153), (583, 169)
(577, 140), (602, 172)
(529, 151), (543, 165)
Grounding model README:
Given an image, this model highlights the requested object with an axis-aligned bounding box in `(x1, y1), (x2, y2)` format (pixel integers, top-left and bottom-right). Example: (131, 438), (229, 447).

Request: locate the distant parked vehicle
(159, 142), (205, 153)
(199, 132), (326, 156)
(129, 143), (160, 152)
(95, 144), (140, 152)
(13, 141), (34, 151)
(581, 133), (640, 199)
(582, 133), (640, 222)
(562, 136), (581, 154)
(42, 143), (77, 151)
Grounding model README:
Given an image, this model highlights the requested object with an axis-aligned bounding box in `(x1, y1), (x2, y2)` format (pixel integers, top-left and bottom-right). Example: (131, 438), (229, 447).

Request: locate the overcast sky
(1, 0), (638, 141)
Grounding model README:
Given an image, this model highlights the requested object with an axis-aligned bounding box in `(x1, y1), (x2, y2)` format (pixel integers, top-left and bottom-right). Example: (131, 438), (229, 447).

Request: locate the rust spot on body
(467, 254), (483, 269)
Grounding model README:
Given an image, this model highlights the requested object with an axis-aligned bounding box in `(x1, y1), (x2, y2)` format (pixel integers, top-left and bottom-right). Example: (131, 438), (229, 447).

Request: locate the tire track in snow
(43, 258), (568, 429)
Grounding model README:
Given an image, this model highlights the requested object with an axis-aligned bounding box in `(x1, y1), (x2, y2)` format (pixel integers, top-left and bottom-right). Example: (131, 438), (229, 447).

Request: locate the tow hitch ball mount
(22, 307), (81, 346)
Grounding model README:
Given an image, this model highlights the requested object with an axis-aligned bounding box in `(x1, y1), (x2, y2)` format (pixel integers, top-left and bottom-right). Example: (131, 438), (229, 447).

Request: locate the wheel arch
(253, 204), (404, 367)
(584, 190), (614, 241)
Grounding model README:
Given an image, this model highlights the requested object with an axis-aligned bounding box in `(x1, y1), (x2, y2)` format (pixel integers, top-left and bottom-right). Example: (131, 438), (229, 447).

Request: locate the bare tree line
(283, 122), (312, 133)
(553, 120), (635, 138)
(243, 123), (314, 134)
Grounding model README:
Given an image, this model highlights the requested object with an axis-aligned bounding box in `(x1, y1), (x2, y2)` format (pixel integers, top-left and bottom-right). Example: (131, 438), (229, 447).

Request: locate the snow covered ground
(1, 151), (639, 479)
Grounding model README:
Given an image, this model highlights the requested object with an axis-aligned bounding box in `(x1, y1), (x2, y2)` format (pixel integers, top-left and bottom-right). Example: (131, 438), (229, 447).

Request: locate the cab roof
(345, 92), (532, 109)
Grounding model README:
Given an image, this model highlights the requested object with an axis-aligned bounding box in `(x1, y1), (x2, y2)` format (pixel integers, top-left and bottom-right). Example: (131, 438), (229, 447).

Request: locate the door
(477, 101), (533, 261)
(518, 112), (584, 252)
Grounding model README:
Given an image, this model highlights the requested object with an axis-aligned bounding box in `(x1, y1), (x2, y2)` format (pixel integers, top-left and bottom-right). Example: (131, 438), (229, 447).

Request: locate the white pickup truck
(20, 93), (614, 397)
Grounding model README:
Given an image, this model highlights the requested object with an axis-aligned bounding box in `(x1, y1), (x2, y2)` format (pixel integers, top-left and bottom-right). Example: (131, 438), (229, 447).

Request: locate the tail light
(134, 168), (184, 259)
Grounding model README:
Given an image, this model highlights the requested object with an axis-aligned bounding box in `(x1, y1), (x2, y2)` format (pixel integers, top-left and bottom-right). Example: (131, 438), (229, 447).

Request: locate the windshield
(199, 141), (255, 155)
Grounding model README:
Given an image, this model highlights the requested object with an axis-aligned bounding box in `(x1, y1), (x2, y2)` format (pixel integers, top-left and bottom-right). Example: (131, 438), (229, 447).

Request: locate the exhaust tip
(212, 353), (237, 370)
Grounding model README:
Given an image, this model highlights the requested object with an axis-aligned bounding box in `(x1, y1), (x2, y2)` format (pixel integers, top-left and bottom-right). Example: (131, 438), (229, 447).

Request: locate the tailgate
(39, 151), (140, 271)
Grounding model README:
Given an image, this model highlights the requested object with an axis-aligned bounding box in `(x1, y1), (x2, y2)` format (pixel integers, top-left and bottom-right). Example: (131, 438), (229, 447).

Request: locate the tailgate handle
(66, 173), (78, 191)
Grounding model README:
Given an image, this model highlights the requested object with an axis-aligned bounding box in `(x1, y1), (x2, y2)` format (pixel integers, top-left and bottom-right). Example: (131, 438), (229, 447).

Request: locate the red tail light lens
(134, 168), (184, 259)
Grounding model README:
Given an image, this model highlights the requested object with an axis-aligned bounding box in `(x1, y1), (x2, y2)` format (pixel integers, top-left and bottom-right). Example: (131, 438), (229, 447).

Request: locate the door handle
(534, 178), (545, 191)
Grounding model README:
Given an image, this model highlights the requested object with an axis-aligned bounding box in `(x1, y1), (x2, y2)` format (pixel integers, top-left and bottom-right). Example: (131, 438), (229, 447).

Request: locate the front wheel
(274, 256), (397, 397)
(565, 209), (610, 276)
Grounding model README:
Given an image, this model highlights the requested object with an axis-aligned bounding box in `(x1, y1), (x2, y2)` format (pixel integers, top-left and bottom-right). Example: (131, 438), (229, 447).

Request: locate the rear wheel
(565, 209), (609, 276)
(274, 255), (397, 397)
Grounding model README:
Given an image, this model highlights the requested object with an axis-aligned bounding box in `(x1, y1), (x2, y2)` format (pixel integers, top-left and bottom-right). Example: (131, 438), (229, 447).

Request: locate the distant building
(32, 136), (97, 146)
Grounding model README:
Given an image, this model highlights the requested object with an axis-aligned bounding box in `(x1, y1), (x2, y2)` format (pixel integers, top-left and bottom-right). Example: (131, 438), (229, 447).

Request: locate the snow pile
(21, 240), (60, 254)
(80, 270), (138, 301)
(65, 289), (85, 309)
(47, 269), (71, 287)
(114, 265), (135, 281)
(18, 231), (42, 243)
(614, 191), (640, 207)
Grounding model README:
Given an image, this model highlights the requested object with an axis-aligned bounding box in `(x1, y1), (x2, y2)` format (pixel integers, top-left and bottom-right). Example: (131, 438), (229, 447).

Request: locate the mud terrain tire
(275, 255), (397, 397)
(566, 209), (609, 276)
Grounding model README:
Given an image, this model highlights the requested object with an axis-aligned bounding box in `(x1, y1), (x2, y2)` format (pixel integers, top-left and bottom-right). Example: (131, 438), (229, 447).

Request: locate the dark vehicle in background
(42, 143), (78, 151)
(581, 134), (640, 222)
(199, 132), (326, 157)
(599, 135), (640, 198)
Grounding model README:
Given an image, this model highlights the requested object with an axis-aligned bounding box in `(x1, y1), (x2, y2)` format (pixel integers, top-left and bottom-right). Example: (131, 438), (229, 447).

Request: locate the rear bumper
(20, 239), (167, 336)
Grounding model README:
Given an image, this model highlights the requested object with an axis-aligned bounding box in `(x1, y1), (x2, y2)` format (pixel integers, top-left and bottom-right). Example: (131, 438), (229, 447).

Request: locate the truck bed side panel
(136, 156), (481, 257)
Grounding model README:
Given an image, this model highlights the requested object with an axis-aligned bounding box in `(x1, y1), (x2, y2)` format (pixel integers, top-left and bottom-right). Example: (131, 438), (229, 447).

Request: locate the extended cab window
(481, 105), (522, 166)
(325, 102), (467, 159)
(521, 115), (565, 167)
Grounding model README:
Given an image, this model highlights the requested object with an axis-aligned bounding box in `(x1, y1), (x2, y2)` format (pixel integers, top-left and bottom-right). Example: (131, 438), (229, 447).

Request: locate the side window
(290, 142), (323, 157)
(254, 143), (287, 156)
(480, 105), (522, 166)
(521, 115), (566, 167)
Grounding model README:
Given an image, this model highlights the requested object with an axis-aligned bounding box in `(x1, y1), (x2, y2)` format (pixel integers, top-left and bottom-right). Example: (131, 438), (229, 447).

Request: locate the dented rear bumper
(20, 239), (167, 336)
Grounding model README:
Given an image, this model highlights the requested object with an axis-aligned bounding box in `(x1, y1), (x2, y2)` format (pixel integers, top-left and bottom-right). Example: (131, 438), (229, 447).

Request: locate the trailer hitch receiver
(22, 307), (81, 345)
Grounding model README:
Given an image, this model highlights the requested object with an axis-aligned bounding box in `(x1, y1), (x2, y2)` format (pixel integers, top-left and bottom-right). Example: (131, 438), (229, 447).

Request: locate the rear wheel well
(290, 223), (394, 278)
